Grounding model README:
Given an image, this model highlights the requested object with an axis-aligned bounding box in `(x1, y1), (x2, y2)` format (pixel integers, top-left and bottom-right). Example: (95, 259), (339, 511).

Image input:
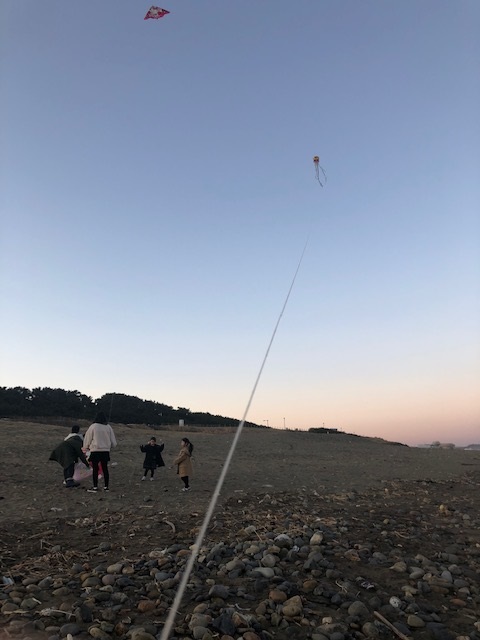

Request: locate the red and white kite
(144, 6), (170, 20)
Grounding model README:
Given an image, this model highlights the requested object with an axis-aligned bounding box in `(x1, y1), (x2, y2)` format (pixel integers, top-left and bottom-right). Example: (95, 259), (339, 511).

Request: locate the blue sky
(1, 1), (479, 445)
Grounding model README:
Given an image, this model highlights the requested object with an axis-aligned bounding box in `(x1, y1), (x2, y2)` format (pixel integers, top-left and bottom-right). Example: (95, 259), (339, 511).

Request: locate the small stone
(208, 584), (229, 599)
(106, 563), (123, 574)
(82, 578), (101, 588)
(449, 598), (466, 607)
(401, 585), (417, 595)
(362, 622), (379, 637)
(282, 595), (303, 617)
(407, 615), (425, 628)
(245, 545), (260, 556)
(38, 577), (54, 589)
(347, 601), (369, 619)
(193, 604), (209, 614)
(192, 627), (208, 640)
(389, 596), (402, 608)
(302, 580), (318, 593)
(409, 569), (425, 579)
(100, 610), (116, 623)
(21, 598), (40, 610)
(212, 613), (236, 637)
(60, 624), (81, 637)
(76, 605), (93, 623)
(225, 559), (243, 572)
(260, 554), (276, 568)
(269, 589), (287, 603)
(189, 614), (212, 630)
(137, 600), (156, 613)
(70, 564), (84, 575)
(154, 571), (171, 582)
(88, 628), (110, 640)
(114, 624), (127, 636)
(310, 532), (323, 545)
(111, 592), (128, 604)
(274, 534), (293, 548)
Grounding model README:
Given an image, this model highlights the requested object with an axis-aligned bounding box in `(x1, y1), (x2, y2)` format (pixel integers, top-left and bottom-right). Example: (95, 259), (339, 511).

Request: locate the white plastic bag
(73, 462), (93, 482)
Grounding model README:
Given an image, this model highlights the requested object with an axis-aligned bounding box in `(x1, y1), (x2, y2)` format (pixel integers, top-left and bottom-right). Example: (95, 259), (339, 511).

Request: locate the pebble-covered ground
(1, 421), (479, 640)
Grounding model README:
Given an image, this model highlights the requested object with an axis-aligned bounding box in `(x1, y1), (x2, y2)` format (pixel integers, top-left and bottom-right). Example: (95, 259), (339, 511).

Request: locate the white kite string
(159, 232), (311, 640)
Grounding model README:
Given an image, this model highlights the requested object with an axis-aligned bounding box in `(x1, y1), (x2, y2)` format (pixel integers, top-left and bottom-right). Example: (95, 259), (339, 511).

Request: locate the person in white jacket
(83, 412), (117, 492)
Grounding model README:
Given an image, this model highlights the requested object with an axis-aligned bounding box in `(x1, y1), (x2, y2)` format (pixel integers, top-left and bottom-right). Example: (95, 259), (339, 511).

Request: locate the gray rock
(154, 571), (171, 582)
(81, 578), (101, 588)
(188, 614), (212, 630)
(38, 577), (54, 589)
(407, 614), (425, 628)
(361, 622), (379, 637)
(260, 554), (277, 568)
(212, 612), (236, 636)
(192, 626), (209, 640)
(88, 628), (110, 640)
(106, 563), (123, 574)
(20, 598), (39, 610)
(60, 623), (81, 637)
(347, 601), (369, 618)
(310, 532), (324, 545)
(76, 605), (93, 623)
(208, 584), (229, 599)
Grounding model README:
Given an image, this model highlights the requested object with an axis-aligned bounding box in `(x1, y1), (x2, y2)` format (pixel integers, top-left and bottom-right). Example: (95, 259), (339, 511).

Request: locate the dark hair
(94, 412), (108, 425)
(71, 425), (80, 434)
(182, 437), (193, 455)
(150, 436), (156, 442)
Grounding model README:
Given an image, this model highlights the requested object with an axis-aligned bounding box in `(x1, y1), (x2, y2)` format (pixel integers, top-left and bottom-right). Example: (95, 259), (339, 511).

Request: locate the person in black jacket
(140, 437), (165, 481)
(49, 425), (90, 488)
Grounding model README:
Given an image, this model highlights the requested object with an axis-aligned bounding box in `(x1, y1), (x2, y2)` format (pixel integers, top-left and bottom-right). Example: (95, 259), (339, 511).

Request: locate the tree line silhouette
(0, 386), (264, 429)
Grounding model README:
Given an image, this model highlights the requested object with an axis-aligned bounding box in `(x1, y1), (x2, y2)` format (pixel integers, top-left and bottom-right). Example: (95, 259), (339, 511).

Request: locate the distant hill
(308, 427), (408, 447)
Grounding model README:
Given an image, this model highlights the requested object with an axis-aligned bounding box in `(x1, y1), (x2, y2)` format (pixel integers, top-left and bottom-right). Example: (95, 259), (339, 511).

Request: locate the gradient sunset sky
(1, 1), (479, 446)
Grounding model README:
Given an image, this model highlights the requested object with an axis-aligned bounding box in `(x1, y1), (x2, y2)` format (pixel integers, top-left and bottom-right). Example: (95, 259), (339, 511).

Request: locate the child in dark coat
(140, 437), (165, 481)
(49, 425), (90, 488)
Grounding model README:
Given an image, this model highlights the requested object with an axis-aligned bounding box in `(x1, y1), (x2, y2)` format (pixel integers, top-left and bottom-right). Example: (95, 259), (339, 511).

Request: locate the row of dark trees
(0, 386), (263, 428)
